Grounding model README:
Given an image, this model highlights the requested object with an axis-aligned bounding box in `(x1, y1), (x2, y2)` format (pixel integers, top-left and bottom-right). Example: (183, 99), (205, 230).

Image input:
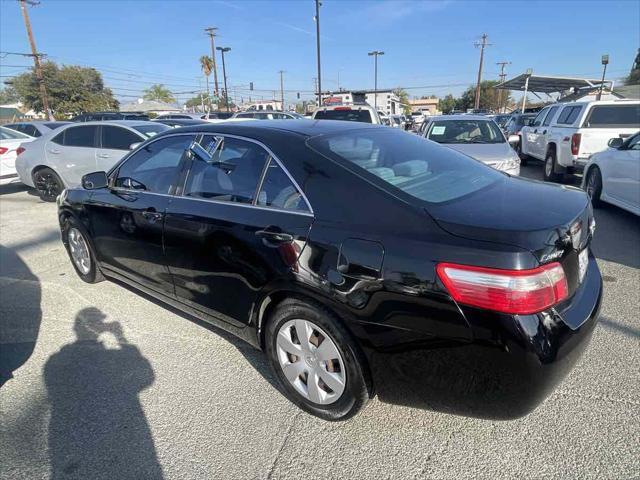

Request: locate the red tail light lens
(0, 147), (8, 155)
(571, 133), (581, 155)
(436, 262), (568, 315)
(15, 147), (25, 156)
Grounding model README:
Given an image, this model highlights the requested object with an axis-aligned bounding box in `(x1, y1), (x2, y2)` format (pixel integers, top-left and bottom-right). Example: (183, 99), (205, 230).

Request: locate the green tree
(200, 55), (214, 110)
(0, 87), (19, 104)
(393, 88), (411, 114)
(457, 80), (511, 112)
(438, 94), (457, 114)
(142, 84), (175, 103)
(8, 62), (118, 116)
(185, 93), (209, 109)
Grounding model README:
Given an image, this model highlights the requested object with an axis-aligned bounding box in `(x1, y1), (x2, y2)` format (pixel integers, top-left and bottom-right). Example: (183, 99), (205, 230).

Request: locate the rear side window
(256, 159), (309, 212)
(314, 109), (373, 123)
(114, 135), (192, 193)
(63, 126), (97, 147)
(583, 105), (640, 128)
(183, 136), (270, 204)
(101, 126), (142, 150)
(556, 106), (582, 125)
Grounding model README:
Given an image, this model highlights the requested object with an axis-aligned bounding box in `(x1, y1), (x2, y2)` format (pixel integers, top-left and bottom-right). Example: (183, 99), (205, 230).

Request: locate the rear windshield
(426, 119), (505, 144)
(583, 104), (640, 128)
(0, 126), (31, 140)
(314, 109), (372, 123)
(43, 122), (70, 129)
(308, 128), (502, 204)
(131, 124), (170, 138)
(123, 114), (150, 121)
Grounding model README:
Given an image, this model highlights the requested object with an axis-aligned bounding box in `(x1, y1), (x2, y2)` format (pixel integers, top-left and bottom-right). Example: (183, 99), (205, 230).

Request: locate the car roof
(430, 114), (494, 121)
(64, 120), (159, 127)
(159, 119), (381, 139)
(315, 104), (376, 111)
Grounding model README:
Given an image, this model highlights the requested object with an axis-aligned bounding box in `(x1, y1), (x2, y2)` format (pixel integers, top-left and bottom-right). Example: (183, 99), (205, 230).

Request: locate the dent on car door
(87, 134), (195, 294)
(97, 125), (143, 171)
(163, 135), (314, 327)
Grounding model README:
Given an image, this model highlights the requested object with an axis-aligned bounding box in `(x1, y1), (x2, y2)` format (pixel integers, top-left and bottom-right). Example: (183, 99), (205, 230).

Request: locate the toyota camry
(57, 120), (602, 421)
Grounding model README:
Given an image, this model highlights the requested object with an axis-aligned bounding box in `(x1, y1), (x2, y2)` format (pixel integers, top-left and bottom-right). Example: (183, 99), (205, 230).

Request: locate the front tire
(543, 150), (562, 183)
(585, 167), (603, 208)
(265, 298), (370, 421)
(33, 167), (64, 202)
(61, 216), (104, 283)
(516, 138), (528, 165)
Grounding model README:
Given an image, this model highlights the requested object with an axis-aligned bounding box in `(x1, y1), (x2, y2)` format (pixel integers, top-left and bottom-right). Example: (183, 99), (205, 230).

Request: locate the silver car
(15, 120), (169, 201)
(422, 115), (521, 175)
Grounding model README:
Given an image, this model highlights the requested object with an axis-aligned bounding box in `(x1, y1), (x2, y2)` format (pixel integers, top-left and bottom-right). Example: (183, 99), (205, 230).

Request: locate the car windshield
(426, 119), (505, 144)
(314, 109), (373, 123)
(131, 124), (170, 138)
(308, 128), (502, 205)
(0, 126), (31, 140)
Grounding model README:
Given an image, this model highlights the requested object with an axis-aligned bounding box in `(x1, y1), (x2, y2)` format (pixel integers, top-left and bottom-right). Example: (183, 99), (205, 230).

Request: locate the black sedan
(57, 120), (602, 421)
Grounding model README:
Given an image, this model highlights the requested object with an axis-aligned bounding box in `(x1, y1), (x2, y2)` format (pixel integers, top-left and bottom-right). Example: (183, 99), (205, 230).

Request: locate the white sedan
(583, 132), (640, 216)
(0, 126), (35, 186)
(16, 120), (169, 201)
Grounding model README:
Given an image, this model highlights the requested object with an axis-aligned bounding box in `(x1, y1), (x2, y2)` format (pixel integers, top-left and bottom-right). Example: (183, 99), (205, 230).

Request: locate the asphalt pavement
(0, 163), (638, 479)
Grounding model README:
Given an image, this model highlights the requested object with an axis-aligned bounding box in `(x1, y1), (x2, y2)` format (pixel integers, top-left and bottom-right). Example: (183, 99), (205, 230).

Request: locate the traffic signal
(250, 82), (254, 91)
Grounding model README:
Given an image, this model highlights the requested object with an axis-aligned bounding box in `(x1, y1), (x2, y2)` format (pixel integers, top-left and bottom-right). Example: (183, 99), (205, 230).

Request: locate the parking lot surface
(1, 164), (639, 479)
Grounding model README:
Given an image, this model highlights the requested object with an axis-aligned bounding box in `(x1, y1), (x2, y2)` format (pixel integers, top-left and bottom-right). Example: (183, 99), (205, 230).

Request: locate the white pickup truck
(519, 100), (640, 182)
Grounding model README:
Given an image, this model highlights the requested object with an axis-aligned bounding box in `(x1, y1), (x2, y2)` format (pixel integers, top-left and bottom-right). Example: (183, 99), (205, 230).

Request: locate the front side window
(625, 134), (640, 150)
(308, 128), (503, 205)
(257, 159), (309, 212)
(426, 120), (505, 144)
(531, 108), (549, 127)
(543, 107), (559, 126)
(114, 135), (192, 193)
(584, 105), (640, 128)
(183, 136), (270, 204)
(63, 126), (97, 147)
(101, 126), (142, 150)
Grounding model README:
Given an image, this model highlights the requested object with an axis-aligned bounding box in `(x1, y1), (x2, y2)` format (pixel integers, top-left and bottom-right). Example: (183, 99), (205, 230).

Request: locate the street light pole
(204, 27), (220, 98)
(216, 46), (231, 112)
(597, 54), (609, 101)
(368, 51), (384, 110)
(279, 70), (285, 111)
(315, 0), (322, 107)
(521, 68), (533, 113)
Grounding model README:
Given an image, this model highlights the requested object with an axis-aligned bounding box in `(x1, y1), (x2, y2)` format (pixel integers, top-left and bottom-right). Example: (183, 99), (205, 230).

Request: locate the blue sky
(1, 0), (638, 106)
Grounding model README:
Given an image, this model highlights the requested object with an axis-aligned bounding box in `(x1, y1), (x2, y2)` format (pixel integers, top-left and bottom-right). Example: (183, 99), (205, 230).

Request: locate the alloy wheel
(276, 319), (346, 405)
(68, 227), (91, 275)
(34, 170), (61, 200)
(586, 172), (597, 198)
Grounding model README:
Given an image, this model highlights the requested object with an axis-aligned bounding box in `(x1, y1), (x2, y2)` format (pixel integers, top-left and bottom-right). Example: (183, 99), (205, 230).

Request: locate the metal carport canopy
(495, 74), (606, 93)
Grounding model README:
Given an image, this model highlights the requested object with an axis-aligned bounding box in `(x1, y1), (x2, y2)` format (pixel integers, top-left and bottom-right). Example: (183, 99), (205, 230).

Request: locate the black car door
(86, 133), (196, 295)
(163, 134), (314, 327)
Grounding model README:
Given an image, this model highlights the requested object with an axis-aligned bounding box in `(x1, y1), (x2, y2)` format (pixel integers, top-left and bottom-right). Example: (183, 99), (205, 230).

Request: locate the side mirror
(129, 142), (142, 150)
(608, 137), (624, 149)
(82, 171), (108, 190)
(508, 134), (520, 146)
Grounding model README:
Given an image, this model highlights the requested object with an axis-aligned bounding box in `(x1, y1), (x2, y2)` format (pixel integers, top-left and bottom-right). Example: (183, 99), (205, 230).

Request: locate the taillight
(16, 147), (25, 156)
(0, 147), (7, 155)
(436, 262), (568, 315)
(571, 133), (581, 156)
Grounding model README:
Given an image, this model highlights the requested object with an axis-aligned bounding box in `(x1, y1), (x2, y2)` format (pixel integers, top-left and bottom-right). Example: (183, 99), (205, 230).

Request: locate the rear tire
(585, 167), (603, 208)
(61, 216), (104, 283)
(33, 167), (64, 202)
(265, 297), (370, 421)
(543, 150), (562, 183)
(516, 138), (528, 165)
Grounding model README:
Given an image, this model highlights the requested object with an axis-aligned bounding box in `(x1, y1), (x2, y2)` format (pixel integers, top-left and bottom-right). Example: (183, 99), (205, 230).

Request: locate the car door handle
(542, 130), (547, 134)
(533, 129), (537, 133)
(256, 229), (294, 244)
(48, 149), (60, 154)
(141, 209), (162, 223)
(97, 153), (110, 159)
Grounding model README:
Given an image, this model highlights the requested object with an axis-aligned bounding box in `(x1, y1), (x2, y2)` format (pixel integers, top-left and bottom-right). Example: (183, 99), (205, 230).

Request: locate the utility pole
(496, 61), (511, 113)
(368, 51), (384, 110)
(314, 0), (322, 107)
(216, 46), (231, 112)
(597, 54), (609, 101)
(473, 33), (491, 110)
(19, 0), (53, 120)
(205, 27), (220, 98)
(278, 70), (285, 111)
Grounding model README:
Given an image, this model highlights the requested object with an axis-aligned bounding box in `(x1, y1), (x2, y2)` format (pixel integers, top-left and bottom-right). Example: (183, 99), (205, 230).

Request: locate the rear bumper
(366, 256), (602, 419)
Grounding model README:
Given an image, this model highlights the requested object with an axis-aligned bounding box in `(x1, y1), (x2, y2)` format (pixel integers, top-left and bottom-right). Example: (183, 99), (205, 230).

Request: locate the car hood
(443, 142), (516, 165)
(426, 175), (592, 259)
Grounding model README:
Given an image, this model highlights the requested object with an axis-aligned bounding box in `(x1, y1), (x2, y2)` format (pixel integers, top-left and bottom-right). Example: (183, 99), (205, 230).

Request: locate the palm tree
(200, 55), (214, 112)
(142, 84), (175, 103)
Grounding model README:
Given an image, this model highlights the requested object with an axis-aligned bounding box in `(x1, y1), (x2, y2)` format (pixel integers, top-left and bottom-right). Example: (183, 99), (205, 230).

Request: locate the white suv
(519, 100), (640, 182)
(312, 104), (382, 124)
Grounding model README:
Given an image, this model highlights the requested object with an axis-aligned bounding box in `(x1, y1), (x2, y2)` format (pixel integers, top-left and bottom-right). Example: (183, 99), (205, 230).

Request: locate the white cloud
(366, 0), (452, 21)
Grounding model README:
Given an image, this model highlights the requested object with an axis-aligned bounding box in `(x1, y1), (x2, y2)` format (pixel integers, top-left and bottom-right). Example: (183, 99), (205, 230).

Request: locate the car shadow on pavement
(599, 316), (640, 339)
(0, 245), (42, 388)
(590, 204), (640, 269)
(43, 307), (164, 479)
(0, 183), (30, 196)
